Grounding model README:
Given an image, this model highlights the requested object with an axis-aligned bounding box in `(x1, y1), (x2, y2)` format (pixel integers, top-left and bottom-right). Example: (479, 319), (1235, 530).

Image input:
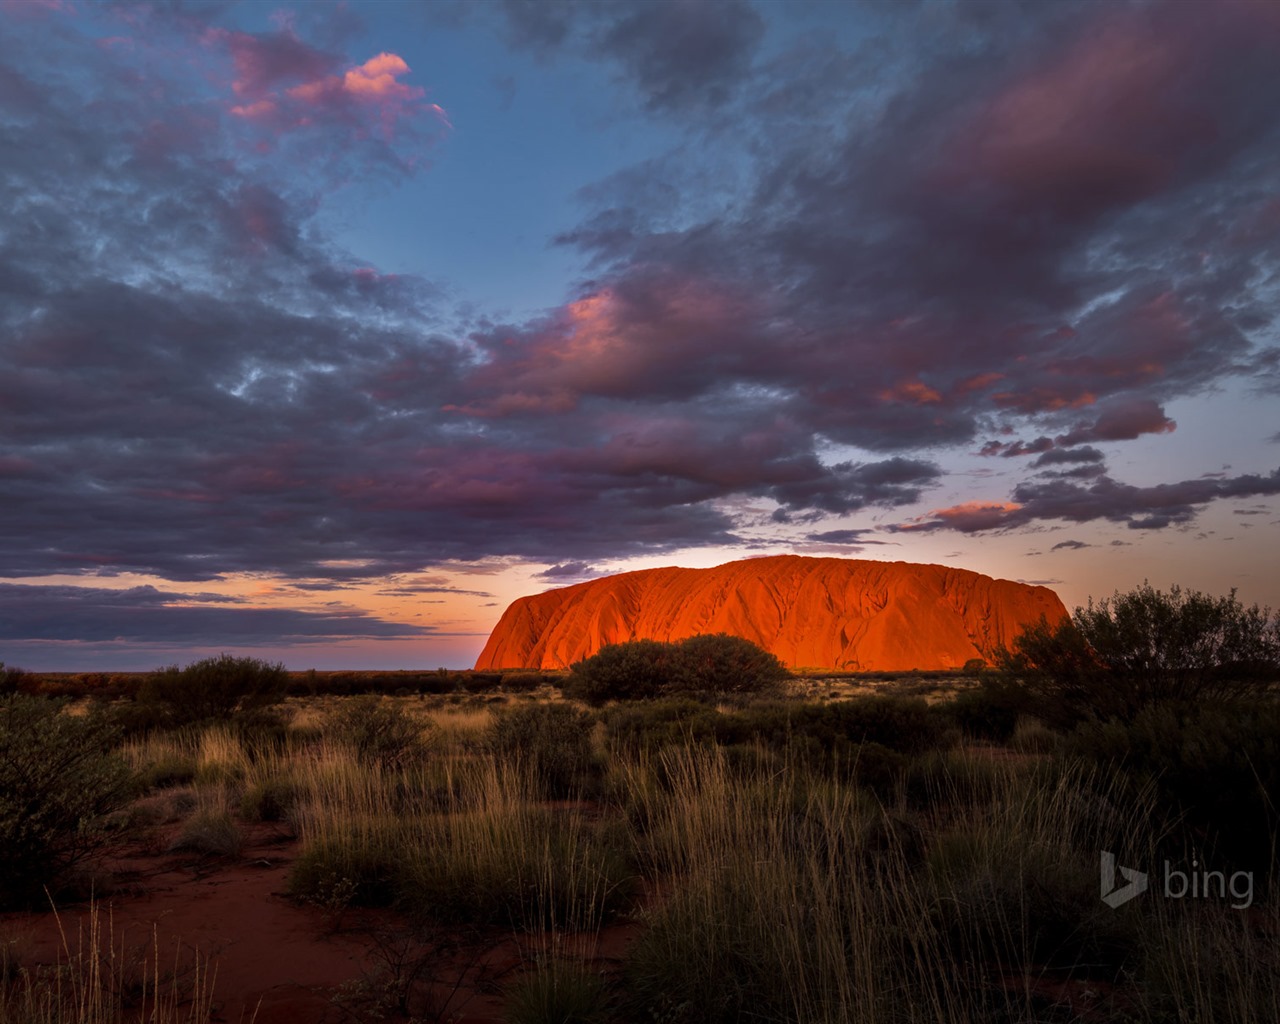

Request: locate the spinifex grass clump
(616, 742), (1221, 1024)
(490, 702), (598, 798)
(398, 802), (635, 930)
(287, 723), (636, 931)
(0, 901), (215, 1024)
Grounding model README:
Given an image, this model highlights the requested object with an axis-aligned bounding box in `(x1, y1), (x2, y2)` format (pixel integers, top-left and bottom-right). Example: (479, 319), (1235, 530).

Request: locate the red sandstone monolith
(475, 555), (1067, 671)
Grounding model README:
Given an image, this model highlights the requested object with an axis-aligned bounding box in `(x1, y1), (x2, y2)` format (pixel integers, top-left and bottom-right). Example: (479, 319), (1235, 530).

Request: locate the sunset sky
(2, 0), (1279, 671)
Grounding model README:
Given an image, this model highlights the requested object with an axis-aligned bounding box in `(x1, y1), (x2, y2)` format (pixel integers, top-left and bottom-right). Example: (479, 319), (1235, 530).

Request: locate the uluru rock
(475, 555), (1068, 671)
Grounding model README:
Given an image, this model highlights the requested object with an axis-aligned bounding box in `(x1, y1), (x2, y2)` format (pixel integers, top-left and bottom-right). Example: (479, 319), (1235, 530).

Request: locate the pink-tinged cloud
(954, 13), (1194, 214)
(208, 27), (338, 99)
(1057, 397), (1176, 447)
(0, 0), (69, 17)
(880, 379), (942, 405)
(216, 37), (447, 146)
(898, 501), (1023, 533)
(455, 276), (762, 417)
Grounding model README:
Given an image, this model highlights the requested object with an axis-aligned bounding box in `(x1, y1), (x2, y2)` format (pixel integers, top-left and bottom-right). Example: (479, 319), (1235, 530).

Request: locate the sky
(1, 0), (1279, 672)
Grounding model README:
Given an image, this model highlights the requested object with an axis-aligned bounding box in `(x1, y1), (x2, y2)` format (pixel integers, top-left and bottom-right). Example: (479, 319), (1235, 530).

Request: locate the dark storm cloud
(1031, 447), (1106, 468)
(490, 0), (765, 112)
(534, 562), (604, 580)
(2, 0), (1279, 608)
(0, 583), (429, 643)
(550, 1), (1280, 449)
(894, 469), (1280, 535)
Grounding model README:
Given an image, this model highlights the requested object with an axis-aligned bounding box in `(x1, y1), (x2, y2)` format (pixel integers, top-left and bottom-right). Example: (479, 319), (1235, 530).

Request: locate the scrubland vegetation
(2, 584), (1279, 1022)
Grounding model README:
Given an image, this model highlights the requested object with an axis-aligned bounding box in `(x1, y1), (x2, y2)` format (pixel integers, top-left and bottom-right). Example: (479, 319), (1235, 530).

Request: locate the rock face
(475, 555), (1067, 671)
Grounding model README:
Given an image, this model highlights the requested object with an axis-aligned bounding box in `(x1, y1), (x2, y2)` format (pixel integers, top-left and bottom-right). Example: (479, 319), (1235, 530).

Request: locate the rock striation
(475, 555), (1067, 671)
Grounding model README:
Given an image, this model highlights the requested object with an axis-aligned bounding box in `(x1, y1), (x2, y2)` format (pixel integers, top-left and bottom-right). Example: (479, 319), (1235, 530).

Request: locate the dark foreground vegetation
(2, 582), (1278, 1023)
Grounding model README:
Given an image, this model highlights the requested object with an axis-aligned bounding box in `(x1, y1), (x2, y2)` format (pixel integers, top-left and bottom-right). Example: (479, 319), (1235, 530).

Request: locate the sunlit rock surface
(475, 555), (1068, 671)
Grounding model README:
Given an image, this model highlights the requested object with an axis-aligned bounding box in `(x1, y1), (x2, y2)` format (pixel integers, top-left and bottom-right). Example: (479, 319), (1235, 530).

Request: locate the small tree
(999, 583), (1280, 727)
(137, 653), (288, 727)
(0, 696), (132, 908)
(565, 639), (677, 704)
(566, 635), (790, 704)
(329, 695), (429, 771)
(671, 633), (789, 699)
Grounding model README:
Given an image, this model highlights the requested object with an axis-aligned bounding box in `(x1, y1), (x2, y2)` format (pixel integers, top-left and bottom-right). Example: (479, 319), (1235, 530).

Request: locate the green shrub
(941, 676), (1027, 742)
(136, 654), (288, 729)
(565, 639), (676, 704)
(670, 633), (789, 699)
(328, 695), (428, 771)
(999, 583), (1280, 727)
(491, 703), (597, 799)
(0, 696), (132, 908)
(604, 698), (720, 753)
(1069, 702), (1280, 874)
(290, 833), (406, 909)
(568, 635), (789, 705)
(0, 662), (29, 696)
(502, 672), (547, 693)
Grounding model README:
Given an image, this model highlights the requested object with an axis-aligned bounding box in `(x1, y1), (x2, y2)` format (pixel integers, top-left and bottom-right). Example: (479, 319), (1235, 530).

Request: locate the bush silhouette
(137, 653), (288, 728)
(998, 583), (1280, 727)
(491, 703), (596, 798)
(671, 633), (789, 698)
(565, 639), (678, 704)
(567, 635), (788, 705)
(0, 696), (132, 908)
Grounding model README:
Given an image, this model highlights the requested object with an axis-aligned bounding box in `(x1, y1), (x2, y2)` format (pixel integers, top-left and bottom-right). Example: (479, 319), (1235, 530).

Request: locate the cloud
(487, 0), (765, 113)
(1051, 539), (1091, 551)
(0, 583), (429, 644)
(534, 562), (607, 581)
(893, 468), (1280, 534)
(1056, 397), (1177, 447)
(1, 0), (1278, 603)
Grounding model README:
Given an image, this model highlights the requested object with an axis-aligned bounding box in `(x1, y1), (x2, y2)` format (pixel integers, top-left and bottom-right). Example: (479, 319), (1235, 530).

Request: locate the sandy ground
(2, 820), (639, 1024)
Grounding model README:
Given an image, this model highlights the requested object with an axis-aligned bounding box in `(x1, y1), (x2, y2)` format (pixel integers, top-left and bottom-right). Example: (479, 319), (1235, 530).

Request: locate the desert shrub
(505, 959), (609, 1024)
(462, 672), (503, 693)
(797, 695), (948, 755)
(1069, 701), (1280, 875)
(999, 583), (1280, 727)
(135, 754), (198, 792)
(328, 695), (428, 771)
(669, 633), (789, 699)
(230, 706), (291, 751)
(0, 662), (29, 695)
(240, 777), (300, 823)
(0, 696), (132, 908)
(491, 703), (597, 798)
(502, 672), (547, 692)
(169, 809), (244, 858)
(399, 812), (635, 930)
(928, 833), (1139, 974)
(941, 675), (1028, 742)
(604, 698), (720, 753)
(136, 654), (287, 729)
(291, 833), (406, 909)
(568, 635), (788, 705)
(565, 639), (676, 704)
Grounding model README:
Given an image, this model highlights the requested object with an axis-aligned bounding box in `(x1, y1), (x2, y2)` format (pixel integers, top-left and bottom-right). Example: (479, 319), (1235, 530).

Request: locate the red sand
(2, 822), (639, 1023)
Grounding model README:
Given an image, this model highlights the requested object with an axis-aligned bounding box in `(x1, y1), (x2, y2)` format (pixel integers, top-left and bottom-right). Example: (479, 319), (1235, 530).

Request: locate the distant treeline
(2, 664), (989, 701)
(0, 667), (570, 700)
